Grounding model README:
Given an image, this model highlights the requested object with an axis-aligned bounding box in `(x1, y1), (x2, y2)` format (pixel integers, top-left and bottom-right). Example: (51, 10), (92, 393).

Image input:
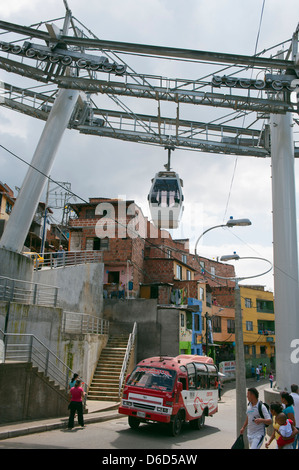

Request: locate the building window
(186, 270), (191, 280)
(176, 264), (182, 280)
(194, 314), (200, 331)
(246, 321), (253, 331)
(210, 266), (216, 278)
(227, 319), (235, 333)
(167, 249), (172, 258)
(86, 237), (109, 251)
(212, 316), (221, 333)
(199, 287), (204, 301)
(245, 298), (252, 308)
(182, 254), (187, 264)
(5, 201), (12, 215)
(85, 208), (95, 219)
(108, 271), (119, 283)
(257, 299), (274, 313)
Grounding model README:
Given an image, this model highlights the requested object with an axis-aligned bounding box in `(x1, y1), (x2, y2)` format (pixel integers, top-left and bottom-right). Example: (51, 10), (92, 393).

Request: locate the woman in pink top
(68, 379), (85, 429)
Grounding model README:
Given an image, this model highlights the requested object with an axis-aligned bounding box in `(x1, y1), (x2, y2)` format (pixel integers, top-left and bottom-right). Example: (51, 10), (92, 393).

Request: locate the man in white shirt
(240, 387), (272, 449)
(290, 384), (299, 449)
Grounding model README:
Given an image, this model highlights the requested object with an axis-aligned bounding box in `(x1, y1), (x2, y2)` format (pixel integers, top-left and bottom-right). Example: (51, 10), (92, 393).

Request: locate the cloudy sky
(1, 0), (299, 290)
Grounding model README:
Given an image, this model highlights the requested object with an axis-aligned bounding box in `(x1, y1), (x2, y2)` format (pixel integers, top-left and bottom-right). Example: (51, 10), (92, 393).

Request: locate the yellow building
(240, 285), (275, 368)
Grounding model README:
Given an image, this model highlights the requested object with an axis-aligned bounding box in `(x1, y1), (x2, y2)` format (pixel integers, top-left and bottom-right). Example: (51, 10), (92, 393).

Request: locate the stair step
(88, 334), (133, 401)
(91, 377), (119, 382)
(88, 392), (120, 399)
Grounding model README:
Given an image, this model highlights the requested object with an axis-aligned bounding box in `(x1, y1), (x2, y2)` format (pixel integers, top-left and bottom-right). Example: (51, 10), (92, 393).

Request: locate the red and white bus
(118, 354), (219, 436)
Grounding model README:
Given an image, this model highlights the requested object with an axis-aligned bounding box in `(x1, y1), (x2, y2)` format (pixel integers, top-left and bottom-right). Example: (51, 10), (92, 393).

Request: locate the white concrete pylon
(0, 88), (79, 253)
(270, 110), (299, 390)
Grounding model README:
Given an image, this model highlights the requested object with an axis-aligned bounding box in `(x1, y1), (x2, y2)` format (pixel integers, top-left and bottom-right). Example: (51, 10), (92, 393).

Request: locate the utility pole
(41, 178), (50, 256)
(234, 280), (248, 449)
(205, 312), (210, 357)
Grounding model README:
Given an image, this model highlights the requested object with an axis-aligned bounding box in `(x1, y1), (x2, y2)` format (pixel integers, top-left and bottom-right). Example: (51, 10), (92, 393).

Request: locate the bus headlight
(122, 400), (132, 407)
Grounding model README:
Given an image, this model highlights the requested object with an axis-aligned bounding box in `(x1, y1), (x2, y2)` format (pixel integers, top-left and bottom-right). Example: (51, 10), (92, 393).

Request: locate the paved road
(0, 379), (271, 450)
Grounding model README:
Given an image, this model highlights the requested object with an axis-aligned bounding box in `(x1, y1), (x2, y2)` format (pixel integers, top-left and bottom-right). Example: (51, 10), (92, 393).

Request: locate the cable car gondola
(148, 148), (184, 229)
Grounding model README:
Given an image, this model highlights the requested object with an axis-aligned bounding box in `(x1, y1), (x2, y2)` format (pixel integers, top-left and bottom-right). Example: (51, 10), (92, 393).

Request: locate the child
(276, 413), (295, 449)
(269, 372), (274, 389)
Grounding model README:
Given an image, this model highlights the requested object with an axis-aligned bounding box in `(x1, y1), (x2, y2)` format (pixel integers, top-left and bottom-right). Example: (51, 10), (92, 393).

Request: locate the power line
(222, 0), (266, 223)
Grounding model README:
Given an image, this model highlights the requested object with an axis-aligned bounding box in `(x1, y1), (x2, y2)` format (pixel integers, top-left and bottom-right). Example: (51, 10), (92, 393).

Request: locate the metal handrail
(62, 311), (109, 335)
(25, 250), (103, 270)
(0, 329), (87, 396)
(0, 275), (59, 307)
(119, 322), (137, 396)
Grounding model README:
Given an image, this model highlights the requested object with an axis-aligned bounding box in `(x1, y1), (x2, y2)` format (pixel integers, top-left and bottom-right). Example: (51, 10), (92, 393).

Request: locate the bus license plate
(137, 411), (146, 418)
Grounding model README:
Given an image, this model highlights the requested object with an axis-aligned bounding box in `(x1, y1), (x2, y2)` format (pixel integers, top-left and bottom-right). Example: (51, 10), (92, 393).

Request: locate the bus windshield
(127, 366), (176, 392)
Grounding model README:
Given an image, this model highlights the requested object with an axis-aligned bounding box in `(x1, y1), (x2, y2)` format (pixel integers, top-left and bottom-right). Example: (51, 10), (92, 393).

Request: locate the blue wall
(188, 298), (203, 355)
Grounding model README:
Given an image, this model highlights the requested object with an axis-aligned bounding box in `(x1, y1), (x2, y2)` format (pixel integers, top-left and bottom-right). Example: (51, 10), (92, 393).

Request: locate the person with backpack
(240, 387), (272, 449)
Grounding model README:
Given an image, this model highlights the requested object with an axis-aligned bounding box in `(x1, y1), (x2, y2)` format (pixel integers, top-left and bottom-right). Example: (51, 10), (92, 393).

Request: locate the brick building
(69, 197), (149, 296)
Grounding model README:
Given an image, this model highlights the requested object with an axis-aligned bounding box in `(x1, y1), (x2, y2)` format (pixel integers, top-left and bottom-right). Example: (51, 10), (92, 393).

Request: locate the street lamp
(194, 217), (252, 255)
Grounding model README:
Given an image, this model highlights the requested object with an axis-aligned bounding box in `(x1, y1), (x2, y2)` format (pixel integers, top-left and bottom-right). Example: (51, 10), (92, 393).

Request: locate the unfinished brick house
(68, 196), (236, 307)
(69, 197), (149, 297)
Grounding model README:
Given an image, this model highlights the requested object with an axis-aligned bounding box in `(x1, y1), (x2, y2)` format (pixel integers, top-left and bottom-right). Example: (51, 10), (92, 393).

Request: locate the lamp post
(194, 218), (272, 448)
(219, 254), (272, 448)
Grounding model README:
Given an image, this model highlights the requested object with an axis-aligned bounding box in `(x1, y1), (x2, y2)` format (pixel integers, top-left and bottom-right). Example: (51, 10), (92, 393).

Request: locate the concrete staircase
(88, 335), (131, 402)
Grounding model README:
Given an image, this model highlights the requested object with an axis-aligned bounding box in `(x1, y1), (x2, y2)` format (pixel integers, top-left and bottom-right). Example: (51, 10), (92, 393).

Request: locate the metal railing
(62, 311), (109, 335)
(119, 322), (137, 396)
(25, 250), (103, 270)
(0, 275), (59, 307)
(0, 329), (87, 395)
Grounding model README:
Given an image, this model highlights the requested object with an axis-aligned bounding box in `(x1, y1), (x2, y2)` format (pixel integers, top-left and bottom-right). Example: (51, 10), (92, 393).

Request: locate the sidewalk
(0, 400), (121, 441)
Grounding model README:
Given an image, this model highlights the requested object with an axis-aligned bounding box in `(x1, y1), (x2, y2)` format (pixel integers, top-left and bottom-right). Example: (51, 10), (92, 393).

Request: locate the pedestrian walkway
(0, 400), (121, 441)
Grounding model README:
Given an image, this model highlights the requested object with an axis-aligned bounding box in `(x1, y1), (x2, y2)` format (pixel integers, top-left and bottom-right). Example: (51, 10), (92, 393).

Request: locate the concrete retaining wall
(0, 301), (108, 388)
(0, 362), (69, 423)
(33, 262), (104, 315)
(0, 248), (33, 281)
(103, 299), (180, 362)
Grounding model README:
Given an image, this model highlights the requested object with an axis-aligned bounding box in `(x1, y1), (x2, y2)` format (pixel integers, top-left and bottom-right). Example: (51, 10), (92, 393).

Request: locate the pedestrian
(281, 392), (296, 426)
(68, 379), (85, 429)
(256, 366), (260, 382)
(251, 365), (255, 378)
(69, 373), (79, 389)
(118, 282), (125, 299)
(266, 402), (297, 449)
(57, 244), (65, 266)
(263, 364), (267, 379)
(240, 387), (272, 449)
(290, 384), (299, 449)
(269, 372), (274, 389)
(218, 378), (223, 401)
